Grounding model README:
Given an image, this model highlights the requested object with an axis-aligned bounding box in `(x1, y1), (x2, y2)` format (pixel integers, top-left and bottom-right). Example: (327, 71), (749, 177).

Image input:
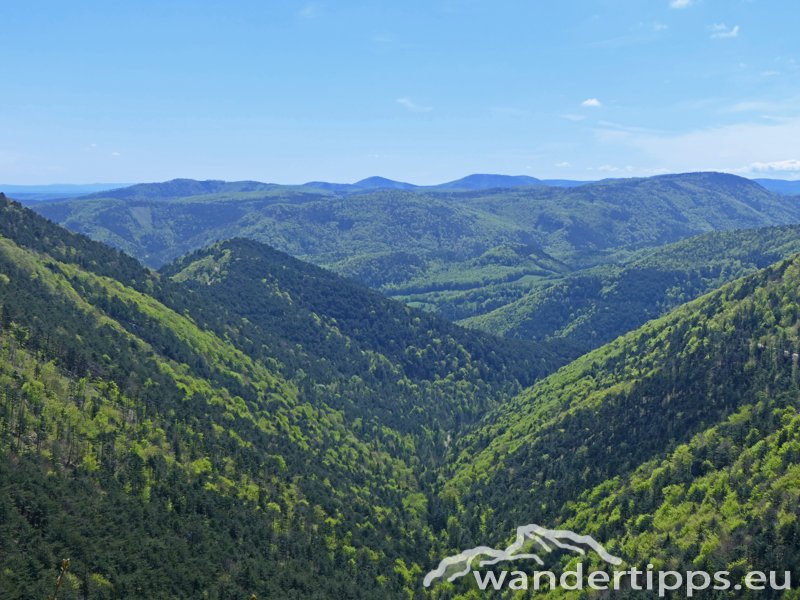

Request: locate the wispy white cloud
(593, 121), (666, 144)
(742, 159), (800, 174)
(396, 97), (433, 113)
(591, 164), (635, 173)
(607, 118), (800, 175)
(721, 95), (800, 116)
(590, 22), (669, 49)
(724, 101), (776, 113)
(709, 23), (739, 39)
(111, 151), (121, 157)
(759, 115), (793, 123)
(581, 98), (602, 108)
(298, 3), (321, 19)
(669, 0), (694, 8)
(560, 113), (586, 122)
(555, 161), (572, 168)
(597, 120), (664, 134)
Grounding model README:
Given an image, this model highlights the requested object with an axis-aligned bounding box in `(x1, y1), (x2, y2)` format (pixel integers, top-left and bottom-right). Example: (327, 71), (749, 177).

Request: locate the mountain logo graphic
(423, 524), (623, 587)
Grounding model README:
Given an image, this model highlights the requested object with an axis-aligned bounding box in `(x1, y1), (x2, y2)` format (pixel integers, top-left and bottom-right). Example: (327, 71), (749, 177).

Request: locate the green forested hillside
(0, 195), (555, 598)
(6, 192), (800, 597)
(161, 239), (560, 435)
(462, 224), (800, 355)
(437, 253), (800, 597)
(30, 173), (800, 320)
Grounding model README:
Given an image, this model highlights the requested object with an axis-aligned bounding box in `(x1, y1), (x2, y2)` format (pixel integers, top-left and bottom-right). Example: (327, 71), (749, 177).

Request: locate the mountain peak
(436, 173), (542, 190)
(652, 171), (760, 187)
(352, 176), (417, 190)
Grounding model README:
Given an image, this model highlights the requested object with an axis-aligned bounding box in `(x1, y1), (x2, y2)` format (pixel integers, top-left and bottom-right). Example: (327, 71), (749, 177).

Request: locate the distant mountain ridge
(76, 178), (281, 200)
(303, 173), (548, 192)
(0, 183), (132, 194)
(6, 174), (800, 203)
(753, 178), (800, 195)
(0, 182), (133, 202)
(31, 172), (800, 335)
(12, 173), (586, 202)
(433, 173), (542, 190)
(34, 171), (797, 261)
(353, 175), (418, 190)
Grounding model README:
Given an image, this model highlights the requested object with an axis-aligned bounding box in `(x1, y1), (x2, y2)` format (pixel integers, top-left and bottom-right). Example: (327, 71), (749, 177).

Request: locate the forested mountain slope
(6, 192), (800, 597)
(436, 252), (800, 596)
(29, 173), (800, 321)
(463, 224), (800, 355)
(160, 238), (562, 441)
(0, 195), (553, 598)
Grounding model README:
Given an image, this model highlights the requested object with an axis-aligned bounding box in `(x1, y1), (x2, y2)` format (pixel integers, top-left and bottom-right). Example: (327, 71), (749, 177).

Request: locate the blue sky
(1, 0), (798, 184)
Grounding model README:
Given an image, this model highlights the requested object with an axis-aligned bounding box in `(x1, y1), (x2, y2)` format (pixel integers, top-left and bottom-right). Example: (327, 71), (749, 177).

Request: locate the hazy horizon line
(3, 170), (799, 189)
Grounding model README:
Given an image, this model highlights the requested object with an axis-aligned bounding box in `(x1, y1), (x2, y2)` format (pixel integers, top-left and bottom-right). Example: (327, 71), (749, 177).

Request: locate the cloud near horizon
(709, 23), (740, 39)
(615, 118), (800, 176)
(743, 159), (800, 175)
(396, 97), (433, 113)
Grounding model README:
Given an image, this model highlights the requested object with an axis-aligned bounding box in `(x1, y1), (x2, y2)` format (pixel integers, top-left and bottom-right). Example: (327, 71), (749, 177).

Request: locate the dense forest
(463, 224), (800, 355)
(440, 255), (800, 597)
(3, 189), (800, 598)
(34, 173), (800, 323)
(0, 194), (553, 598)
